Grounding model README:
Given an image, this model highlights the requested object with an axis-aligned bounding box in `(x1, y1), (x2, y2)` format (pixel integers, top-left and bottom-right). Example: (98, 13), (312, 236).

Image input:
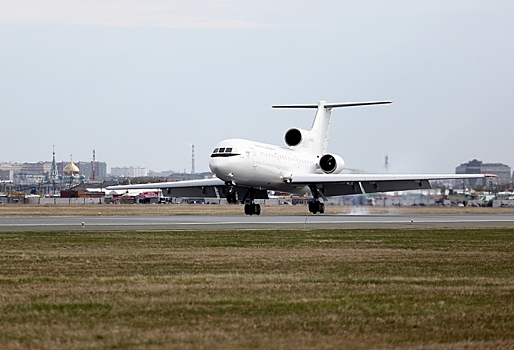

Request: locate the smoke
(345, 206), (370, 215)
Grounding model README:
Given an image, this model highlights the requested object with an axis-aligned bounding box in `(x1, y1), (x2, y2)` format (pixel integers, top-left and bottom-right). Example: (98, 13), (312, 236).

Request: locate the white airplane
(107, 100), (494, 215)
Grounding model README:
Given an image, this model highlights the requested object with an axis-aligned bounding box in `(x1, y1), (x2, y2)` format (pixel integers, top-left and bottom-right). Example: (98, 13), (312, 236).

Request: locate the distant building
(111, 166), (148, 178)
(76, 161), (107, 180)
(455, 159), (512, 186)
(0, 161), (52, 181)
(56, 160), (107, 180)
(21, 161), (53, 176)
(0, 162), (23, 181)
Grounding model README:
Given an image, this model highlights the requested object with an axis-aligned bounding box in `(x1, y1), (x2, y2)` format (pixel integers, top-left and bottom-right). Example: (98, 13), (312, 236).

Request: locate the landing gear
(308, 185), (325, 214)
(241, 187), (261, 216)
(226, 187), (237, 204)
(244, 203), (261, 215)
(308, 200), (325, 214)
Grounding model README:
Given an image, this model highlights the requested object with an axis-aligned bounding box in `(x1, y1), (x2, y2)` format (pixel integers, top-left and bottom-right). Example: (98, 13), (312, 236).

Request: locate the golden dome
(64, 155), (80, 175)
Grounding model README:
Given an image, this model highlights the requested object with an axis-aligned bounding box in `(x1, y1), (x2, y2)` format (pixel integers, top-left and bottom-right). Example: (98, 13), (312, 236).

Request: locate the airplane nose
(209, 157), (233, 180)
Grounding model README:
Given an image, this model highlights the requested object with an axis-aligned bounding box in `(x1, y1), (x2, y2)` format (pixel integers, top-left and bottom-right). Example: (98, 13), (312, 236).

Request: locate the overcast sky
(1, 1), (513, 174)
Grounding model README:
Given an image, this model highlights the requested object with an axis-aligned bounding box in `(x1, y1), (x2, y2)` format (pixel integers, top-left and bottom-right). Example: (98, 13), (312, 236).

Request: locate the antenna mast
(92, 149), (96, 181)
(191, 144), (195, 176)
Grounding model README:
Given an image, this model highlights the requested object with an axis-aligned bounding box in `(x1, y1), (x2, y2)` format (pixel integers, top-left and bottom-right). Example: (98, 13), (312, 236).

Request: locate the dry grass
(1, 228), (513, 349)
(1, 203), (514, 216)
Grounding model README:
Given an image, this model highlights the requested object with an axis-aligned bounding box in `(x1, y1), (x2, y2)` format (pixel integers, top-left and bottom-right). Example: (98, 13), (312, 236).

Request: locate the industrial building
(455, 159), (512, 187)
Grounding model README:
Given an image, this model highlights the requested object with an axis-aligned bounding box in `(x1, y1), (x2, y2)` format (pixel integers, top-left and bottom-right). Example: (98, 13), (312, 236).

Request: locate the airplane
(107, 100), (494, 215)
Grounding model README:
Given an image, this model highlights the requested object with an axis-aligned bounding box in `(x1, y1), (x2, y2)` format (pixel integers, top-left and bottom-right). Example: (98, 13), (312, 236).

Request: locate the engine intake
(284, 128), (302, 147)
(319, 154), (345, 174)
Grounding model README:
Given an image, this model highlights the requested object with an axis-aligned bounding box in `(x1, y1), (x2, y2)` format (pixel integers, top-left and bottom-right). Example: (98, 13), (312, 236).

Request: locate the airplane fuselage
(209, 138), (337, 195)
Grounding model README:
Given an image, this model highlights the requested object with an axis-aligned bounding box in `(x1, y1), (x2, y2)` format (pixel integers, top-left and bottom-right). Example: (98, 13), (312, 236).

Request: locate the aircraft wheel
(227, 189), (237, 204)
(244, 203), (261, 216)
(308, 201), (317, 214)
(309, 201), (325, 214)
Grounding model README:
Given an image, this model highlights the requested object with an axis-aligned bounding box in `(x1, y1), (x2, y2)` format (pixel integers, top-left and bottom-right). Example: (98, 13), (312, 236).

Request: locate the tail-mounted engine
(284, 128), (313, 149)
(319, 154), (345, 174)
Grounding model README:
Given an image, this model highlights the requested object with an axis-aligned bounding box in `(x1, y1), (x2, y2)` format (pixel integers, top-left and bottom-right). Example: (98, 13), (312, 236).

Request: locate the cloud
(0, 0), (290, 28)
(3, 1), (501, 29)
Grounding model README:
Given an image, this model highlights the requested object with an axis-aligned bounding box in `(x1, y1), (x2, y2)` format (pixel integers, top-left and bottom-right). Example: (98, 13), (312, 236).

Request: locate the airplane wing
(106, 173), (493, 200)
(106, 178), (269, 199)
(290, 173), (495, 197)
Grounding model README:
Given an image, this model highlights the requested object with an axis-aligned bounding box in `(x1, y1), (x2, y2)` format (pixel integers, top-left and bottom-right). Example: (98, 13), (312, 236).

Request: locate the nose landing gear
(241, 187), (261, 216)
(226, 187), (237, 204)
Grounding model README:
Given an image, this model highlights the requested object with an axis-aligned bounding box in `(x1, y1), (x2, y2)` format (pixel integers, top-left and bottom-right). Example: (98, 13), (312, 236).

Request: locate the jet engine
(319, 154), (345, 174)
(284, 128), (311, 148)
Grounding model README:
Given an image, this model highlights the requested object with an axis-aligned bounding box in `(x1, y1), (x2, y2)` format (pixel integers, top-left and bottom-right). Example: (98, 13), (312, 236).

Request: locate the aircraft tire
(309, 201), (317, 214)
(309, 201), (325, 214)
(227, 190), (237, 204)
(244, 203), (261, 216)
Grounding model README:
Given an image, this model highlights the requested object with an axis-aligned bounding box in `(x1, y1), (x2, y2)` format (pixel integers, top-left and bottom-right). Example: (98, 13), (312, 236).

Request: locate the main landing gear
(244, 202), (261, 215)
(308, 185), (325, 214)
(308, 200), (325, 214)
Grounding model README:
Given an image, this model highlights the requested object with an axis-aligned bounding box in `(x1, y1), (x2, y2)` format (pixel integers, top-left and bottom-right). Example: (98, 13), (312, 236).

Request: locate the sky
(1, 0), (513, 174)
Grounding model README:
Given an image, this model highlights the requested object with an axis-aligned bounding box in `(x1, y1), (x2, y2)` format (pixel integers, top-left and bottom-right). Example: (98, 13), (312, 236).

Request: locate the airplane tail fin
(273, 100), (392, 154)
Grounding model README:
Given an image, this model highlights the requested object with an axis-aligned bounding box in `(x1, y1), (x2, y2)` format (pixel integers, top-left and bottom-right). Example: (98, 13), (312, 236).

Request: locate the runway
(1, 213), (514, 231)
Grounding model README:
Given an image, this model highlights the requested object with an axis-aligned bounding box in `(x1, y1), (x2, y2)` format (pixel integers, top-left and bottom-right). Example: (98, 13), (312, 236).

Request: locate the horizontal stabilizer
(272, 100), (392, 109)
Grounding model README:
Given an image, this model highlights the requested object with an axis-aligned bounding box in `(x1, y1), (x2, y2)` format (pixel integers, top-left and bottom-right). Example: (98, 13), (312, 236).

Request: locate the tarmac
(1, 213), (514, 231)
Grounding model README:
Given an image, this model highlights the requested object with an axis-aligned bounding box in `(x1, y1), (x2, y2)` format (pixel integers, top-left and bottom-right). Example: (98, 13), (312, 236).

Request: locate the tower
(50, 145), (58, 179)
(191, 144), (195, 176)
(92, 149), (96, 181)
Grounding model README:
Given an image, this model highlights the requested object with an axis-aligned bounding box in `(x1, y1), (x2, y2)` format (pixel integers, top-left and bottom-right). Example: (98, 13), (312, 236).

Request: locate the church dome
(64, 155), (80, 175)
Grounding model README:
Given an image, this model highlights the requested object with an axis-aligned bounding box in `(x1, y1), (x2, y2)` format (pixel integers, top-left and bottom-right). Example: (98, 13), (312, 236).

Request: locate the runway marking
(1, 215), (513, 231)
(1, 219), (514, 227)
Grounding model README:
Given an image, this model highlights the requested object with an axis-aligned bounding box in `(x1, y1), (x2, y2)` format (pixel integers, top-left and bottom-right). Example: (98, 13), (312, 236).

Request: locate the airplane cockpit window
(210, 146), (240, 158)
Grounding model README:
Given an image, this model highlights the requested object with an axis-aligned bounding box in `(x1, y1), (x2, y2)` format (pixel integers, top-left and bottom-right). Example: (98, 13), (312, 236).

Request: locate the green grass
(1, 229), (513, 349)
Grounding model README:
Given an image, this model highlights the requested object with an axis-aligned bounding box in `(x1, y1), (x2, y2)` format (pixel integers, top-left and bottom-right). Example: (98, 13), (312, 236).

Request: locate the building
(111, 166), (148, 178)
(21, 161), (53, 176)
(455, 159), (512, 186)
(0, 161), (52, 182)
(76, 161), (108, 180)
(55, 161), (108, 180)
(0, 162), (23, 181)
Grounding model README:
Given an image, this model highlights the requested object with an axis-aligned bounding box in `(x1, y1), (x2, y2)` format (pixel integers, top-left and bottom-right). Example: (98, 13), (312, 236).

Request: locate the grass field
(1, 228), (513, 349)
